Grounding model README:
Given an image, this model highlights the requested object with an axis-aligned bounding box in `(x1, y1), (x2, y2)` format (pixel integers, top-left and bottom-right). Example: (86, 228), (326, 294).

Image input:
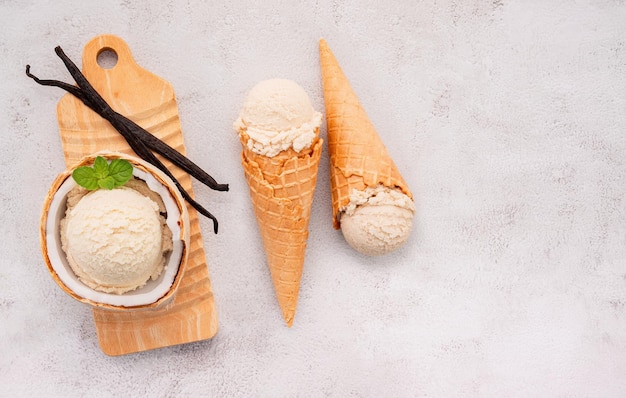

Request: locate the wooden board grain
(55, 34), (218, 356)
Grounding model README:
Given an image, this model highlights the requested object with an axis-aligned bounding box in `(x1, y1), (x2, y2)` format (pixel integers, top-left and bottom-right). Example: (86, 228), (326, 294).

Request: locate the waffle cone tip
(239, 132), (323, 328)
(283, 311), (294, 327)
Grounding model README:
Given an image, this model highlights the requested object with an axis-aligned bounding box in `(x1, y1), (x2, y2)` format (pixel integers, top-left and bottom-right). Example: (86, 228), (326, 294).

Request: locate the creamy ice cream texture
(319, 39), (416, 256)
(234, 78), (324, 326)
(60, 181), (172, 294)
(233, 78), (322, 157)
(340, 185), (415, 256)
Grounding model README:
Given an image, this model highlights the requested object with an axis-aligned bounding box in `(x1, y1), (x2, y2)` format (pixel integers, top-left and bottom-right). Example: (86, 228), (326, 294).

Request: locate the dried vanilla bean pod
(116, 116), (228, 191)
(26, 46), (225, 232)
(25, 65), (87, 102)
(51, 46), (228, 193)
(99, 104), (220, 233)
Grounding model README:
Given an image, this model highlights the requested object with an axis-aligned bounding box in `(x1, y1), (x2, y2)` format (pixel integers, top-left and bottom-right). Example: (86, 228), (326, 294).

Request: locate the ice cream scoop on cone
(234, 79), (323, 326)
(319, 39), (415, 256)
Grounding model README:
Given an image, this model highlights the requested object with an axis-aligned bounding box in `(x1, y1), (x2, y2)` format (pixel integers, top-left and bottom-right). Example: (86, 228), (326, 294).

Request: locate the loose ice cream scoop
(339, 185), (415, 256)
(234, 78), (322, 157)
(62, 186), (170, 294)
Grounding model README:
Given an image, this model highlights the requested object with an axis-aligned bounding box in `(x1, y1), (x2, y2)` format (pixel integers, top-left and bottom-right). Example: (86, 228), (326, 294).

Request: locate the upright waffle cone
(319, 39), (413, 229)
(239, 131), (323, 327)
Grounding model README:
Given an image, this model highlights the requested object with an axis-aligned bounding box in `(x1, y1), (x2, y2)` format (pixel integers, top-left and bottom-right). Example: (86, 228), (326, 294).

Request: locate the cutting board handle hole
(97, 48), (118, 69)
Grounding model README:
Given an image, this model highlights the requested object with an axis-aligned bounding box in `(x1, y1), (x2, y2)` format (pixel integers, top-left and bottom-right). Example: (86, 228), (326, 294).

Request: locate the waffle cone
(319, 39), (413, 229)
(239, 131), (323, 327)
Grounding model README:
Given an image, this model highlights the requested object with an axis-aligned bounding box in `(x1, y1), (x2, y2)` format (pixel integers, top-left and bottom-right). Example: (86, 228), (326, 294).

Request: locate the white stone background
(1, 0), (626, 396)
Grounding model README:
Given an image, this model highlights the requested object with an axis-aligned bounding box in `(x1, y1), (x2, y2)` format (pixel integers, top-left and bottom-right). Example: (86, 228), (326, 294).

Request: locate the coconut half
(40, 151), (190, 310)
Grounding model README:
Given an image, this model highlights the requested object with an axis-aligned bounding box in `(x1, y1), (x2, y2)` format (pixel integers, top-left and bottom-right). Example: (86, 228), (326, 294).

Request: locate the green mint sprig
(72, 156), (133, 190)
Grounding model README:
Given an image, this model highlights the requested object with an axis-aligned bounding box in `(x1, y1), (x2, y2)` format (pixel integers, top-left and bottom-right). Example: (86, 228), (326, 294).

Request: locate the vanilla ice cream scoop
(62, 187), (167, 294)
(233, 78), (322, 157)
(339, 185), (415, 256)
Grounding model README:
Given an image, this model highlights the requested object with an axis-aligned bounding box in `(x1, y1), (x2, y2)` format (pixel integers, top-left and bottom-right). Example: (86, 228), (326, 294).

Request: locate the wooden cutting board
(55, 34), (218, 356)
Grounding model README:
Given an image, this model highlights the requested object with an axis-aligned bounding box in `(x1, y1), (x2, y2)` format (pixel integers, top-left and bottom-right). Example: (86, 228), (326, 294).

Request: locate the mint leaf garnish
(72, 156), (133, 190)
(93, 156), (109, 179)
(98, 176), (116, 190)
(108, 158), (133, 185)
(72, 166), (99, 190)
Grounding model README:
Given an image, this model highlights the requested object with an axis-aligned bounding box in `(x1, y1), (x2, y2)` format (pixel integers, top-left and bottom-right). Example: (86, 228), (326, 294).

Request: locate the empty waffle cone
(239, 131), (323, 327)
(319, 38), (413, 229)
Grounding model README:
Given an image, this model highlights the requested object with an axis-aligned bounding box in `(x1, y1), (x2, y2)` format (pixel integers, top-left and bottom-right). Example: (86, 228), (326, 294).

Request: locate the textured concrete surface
(2, 0), (626, 396)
